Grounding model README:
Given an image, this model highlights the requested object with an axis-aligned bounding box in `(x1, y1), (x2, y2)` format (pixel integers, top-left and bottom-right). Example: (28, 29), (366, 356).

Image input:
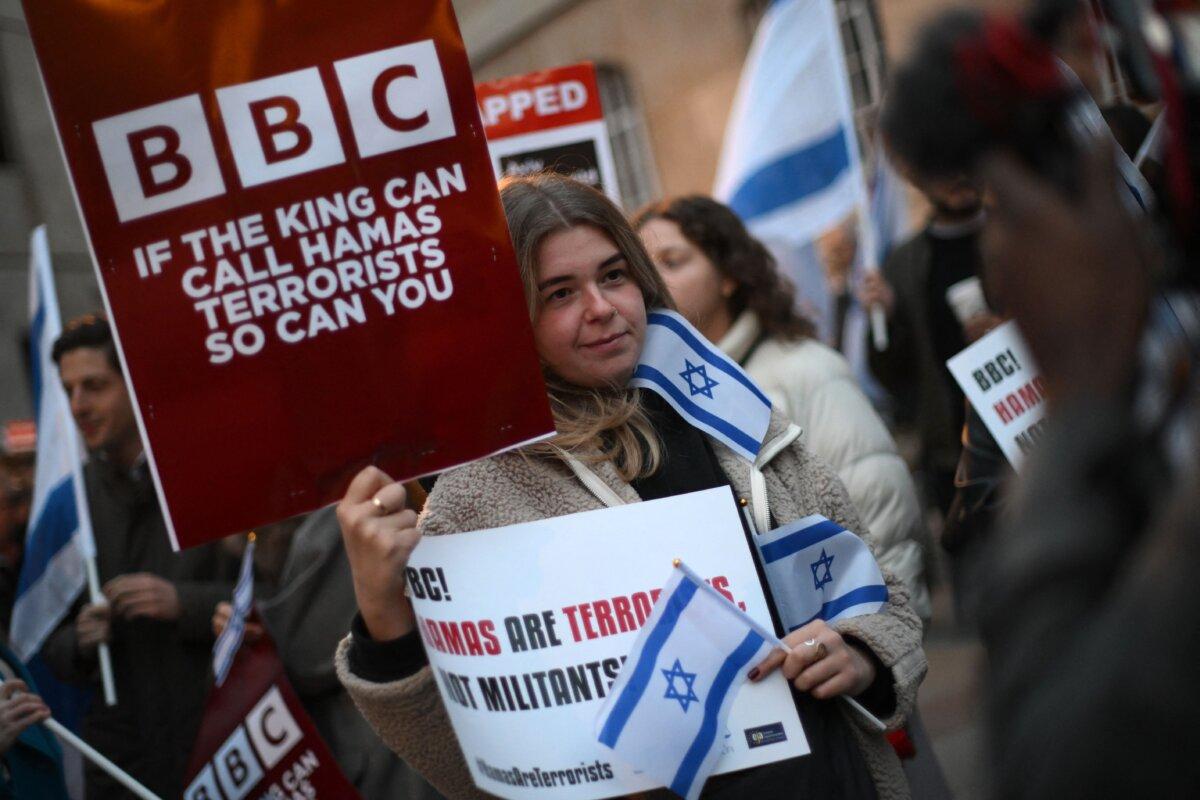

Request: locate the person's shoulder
(421, 448), (566, 534)
(748, 336), (855, 391)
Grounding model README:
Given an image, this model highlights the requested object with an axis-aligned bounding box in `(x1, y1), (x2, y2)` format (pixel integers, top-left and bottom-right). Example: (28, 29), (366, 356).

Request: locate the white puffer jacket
(719, 311), (933, 622)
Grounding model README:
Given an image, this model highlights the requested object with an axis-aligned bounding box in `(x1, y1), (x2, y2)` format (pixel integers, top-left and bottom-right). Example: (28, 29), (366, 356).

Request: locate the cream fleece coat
(336, 410), (926, 799)
(719, 311), (933, 623)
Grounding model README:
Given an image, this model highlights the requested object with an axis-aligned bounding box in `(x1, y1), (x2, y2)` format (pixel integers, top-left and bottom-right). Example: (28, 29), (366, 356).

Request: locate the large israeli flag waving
(714, 0), (863, 245)
(756, 515), (888, 632)
(596, 562), (777, 800)
(11, 227), (96, 661)
(631, 310), (772, 461)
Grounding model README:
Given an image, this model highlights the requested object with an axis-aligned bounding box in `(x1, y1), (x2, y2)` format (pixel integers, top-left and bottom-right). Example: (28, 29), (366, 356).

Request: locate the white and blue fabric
(631, 310), (772, 462)
(714, 0), (863, 246)
(212, 539), (255, 686)
(596, 563), (777, 800)
(11, 227), (96, 662)
(755, 515), (887, 632)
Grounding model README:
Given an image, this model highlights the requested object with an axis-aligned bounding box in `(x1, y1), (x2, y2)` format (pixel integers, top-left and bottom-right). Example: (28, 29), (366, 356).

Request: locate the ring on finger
(371, 496), (389, 515)
(814, 642), (828, 660)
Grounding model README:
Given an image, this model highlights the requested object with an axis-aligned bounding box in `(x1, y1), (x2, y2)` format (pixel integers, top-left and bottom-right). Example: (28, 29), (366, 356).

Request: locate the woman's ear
(720, 276), (738, 300)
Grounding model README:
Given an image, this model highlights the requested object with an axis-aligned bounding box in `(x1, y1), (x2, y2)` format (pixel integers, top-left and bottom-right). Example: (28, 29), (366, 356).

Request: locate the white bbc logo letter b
(92, 95), (226, 222)
(216, 67), (345, 188)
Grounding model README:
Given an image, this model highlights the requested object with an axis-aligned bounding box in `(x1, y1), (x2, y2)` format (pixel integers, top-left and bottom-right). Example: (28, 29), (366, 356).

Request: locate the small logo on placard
(744, 722), (787, 749)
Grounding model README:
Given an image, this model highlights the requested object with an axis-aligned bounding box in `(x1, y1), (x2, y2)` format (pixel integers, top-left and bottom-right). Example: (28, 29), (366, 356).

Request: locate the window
(595, 64), (660, 212)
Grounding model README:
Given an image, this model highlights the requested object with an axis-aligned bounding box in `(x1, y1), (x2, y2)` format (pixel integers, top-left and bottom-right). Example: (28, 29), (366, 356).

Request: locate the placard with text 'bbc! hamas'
(21, 0), (554, 549)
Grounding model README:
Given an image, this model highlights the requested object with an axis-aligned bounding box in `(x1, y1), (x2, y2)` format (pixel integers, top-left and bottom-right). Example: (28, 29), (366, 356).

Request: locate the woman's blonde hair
(500, 173), (674, 481)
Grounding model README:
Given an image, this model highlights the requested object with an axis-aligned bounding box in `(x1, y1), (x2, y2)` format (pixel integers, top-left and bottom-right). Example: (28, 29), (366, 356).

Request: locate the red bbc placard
(185, 633), (361, 799)
(22, 0), (555, 548)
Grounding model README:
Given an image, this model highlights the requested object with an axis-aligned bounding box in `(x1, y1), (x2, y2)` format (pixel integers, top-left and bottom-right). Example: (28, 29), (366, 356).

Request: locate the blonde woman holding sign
(335, 174), (925, 799)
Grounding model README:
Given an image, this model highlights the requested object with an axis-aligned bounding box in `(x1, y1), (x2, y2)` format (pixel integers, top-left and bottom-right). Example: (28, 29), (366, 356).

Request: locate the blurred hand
(104, 573), (181, 622)
(75, 602), (111, 654)
(337, 467), (421, 642)
(749, 619), (877, 699)
(963, 311), (1003, 343)
(211, 601), (264, 644)
(982, 141), (1153, 402)
(0, 680), (50, 753)
(857, 271), (896, 318)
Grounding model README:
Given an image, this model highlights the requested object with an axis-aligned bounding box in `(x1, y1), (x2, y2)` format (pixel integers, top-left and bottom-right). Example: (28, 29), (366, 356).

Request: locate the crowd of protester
(1, 0), (1197, 797)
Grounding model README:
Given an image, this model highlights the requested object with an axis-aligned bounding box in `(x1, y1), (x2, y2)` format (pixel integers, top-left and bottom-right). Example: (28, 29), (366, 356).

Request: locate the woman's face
(639, 218), (737, 342)
(532, 224), (647, 389)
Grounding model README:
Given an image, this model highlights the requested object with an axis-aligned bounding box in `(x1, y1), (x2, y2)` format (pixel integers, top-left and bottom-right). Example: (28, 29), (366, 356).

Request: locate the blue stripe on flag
(646, 312), (772, 407)
(29, 292), (47, 419)
(792, 585), (890, 630)
(726, 126), (851, 222)
(598, 578), (698, 748)
(670, 629), (766, 798)
(633, 365), (761, 456)
(759, 519), (845, 564)
(16, 479), (78, 596)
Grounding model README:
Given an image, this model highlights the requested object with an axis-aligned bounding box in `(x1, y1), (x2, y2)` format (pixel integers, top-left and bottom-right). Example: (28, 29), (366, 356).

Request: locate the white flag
(596, 562), (777, 800)
(632, 310), (772, 462)
(714, 0), (863, 246)
(11, 227), (96, 661)
(212, 539), (255, 686)
(756, 515), (888, 633)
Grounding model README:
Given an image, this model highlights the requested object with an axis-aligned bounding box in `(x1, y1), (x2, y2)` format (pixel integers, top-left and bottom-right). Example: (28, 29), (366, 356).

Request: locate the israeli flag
(212, 538), (255, 686)
(714, 0), (863, 245)
(756, 515), (888, 632)
(11, 227), (96, 661)
(596, 562), (777, 800)
(632, 310), (772, 462)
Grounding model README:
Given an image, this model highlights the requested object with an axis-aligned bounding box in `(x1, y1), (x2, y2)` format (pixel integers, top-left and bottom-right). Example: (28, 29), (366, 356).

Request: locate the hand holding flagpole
(672, 560), (886, 732)
(83, 558), (117, 707)
(0, 678), (160, 799)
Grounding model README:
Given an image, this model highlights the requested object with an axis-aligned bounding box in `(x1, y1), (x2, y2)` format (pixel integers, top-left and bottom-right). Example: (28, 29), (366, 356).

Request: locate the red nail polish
(748, 668), (760, 681)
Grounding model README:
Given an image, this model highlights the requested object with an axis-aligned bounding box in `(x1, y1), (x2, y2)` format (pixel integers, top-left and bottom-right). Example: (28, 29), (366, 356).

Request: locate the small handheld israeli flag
(596, 561), (777, 800)
(632, 310), (772, 462)
(756, 515), (888, 632)
(212, 537), (255, 686)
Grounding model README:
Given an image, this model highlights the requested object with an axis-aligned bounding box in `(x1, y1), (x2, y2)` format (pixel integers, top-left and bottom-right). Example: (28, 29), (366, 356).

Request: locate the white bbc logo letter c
(92, 95), (226, 222)
(245, 685), (302, 770)
(334, 39), (455, 159)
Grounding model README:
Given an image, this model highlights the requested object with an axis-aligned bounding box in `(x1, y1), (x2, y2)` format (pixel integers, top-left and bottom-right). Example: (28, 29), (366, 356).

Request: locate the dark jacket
(980, 398), (1199, 797)
(868, 232), (965, 474)
(0, 644), (69, 800)
(41, 457), (233, 800)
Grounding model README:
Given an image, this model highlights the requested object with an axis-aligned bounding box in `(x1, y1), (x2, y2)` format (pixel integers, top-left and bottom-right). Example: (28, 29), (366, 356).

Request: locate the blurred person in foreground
(636, 196), (933, 625)
(41, 316), (234, 800)
(979, 129), (1200, 794)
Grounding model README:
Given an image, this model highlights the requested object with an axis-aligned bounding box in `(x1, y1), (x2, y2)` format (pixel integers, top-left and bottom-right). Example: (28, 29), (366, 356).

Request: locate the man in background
(41, 315), (233, 800)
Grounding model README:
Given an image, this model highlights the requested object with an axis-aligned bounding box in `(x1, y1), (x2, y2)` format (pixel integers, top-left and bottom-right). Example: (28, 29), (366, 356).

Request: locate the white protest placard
(946, 320), (1046, 469)
(406, 487), (808, 800)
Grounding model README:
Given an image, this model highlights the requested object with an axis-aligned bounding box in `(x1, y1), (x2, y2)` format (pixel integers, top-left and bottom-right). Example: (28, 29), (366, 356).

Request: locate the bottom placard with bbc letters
(183, 633), (360, 800)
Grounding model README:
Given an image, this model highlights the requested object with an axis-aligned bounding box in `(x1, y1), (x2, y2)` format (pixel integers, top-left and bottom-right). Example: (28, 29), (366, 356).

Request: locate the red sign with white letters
(184, 634), (361, 800)
(22, 0), (555, 548)
(476, 62), (604, 139)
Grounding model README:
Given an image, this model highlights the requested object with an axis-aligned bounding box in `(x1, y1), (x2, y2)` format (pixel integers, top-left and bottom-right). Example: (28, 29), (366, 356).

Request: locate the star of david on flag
(596, 561), (778, 800)
(662, 659), (701, 712)
(755, 515), (888, 632)
(632, 310), (772, 462)
(810, 548), (834, 590)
